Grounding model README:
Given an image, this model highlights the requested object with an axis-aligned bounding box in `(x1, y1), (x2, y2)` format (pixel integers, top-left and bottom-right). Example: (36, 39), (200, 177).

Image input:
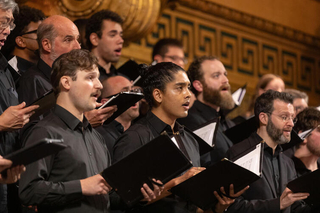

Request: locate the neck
(197, 94), (220, 112)
(294, 146), (319, 172)
(40, 54), (54, 67)
(56, 94), (84, 122)
(12, 49), (38, 64)
(151, 107), (176, 131)
(91, 48), (111, 74)
(257, 127), (278, 154)
(115, 116), (131, 131)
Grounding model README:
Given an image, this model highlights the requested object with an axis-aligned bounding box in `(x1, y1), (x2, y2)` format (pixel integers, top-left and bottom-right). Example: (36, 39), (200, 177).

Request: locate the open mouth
(0, 39), (6, 46)
(91, 91), (101, 99)
(115, 48), (122, 55)
(182, 102), (190, 110)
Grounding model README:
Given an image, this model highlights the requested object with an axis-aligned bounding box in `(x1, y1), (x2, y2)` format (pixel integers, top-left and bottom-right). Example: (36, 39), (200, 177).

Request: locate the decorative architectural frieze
(174, 0), (320, 48)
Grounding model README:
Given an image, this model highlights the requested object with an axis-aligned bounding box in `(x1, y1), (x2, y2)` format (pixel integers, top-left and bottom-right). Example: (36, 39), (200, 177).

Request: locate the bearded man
(225, 90), (310, 213)
(178, 56), (235, 163)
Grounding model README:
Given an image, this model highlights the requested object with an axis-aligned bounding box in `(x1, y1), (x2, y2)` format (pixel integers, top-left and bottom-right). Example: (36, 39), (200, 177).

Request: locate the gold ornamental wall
(121, 1), (320, 114)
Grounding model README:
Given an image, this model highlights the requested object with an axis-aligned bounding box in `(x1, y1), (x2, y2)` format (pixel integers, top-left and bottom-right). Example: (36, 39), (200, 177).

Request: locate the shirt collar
(146, 111), (184, 136)
(263, 140), (282, 157)
(54, 104), (92, 131)
(37, 58), (52, 81)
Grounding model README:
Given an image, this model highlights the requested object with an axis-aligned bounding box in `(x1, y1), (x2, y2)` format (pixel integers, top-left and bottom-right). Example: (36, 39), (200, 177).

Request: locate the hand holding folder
(100, 134), (192, 207)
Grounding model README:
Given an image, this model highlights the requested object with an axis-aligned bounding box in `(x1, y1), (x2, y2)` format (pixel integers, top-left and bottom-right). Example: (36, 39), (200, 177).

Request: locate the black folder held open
(170, 142), (263, 210)
(2, 138), (67, 176)
(287, 169), (320, 207)
(101, 134), (192, 207)
(27, 90), (55, 119)
(99, 91), (144, 124)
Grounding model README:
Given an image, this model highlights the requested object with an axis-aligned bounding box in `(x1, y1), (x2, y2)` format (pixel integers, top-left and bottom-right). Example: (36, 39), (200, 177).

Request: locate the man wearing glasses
(225, 90), (310, 213)
(1, 5), (45, 87)
(152, 38), (187, 69)
(96, 75), (141, 161)
(0, 0), (38, 212)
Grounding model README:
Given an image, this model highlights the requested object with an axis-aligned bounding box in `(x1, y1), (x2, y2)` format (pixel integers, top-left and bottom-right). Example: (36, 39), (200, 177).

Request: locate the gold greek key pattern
(122, 5), (320, 106)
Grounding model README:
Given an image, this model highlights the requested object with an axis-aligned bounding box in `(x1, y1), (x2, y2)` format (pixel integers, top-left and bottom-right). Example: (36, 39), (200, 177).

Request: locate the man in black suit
(178, 56), (235, 164)
(225, 90), (310, 213)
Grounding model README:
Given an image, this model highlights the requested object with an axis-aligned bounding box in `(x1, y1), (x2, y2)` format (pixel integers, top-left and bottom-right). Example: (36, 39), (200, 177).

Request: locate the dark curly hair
(187, 56), (218, 96)
(254, 90), (293, 125)
(85, 9), (123, 50)
(140, 62), (184, 108)
(1, 5), (45, 58)
(294, 108), (320, 133)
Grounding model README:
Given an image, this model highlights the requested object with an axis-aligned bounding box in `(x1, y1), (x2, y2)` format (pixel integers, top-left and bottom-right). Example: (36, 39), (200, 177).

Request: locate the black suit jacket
(226, 133), (309, 213)
(178, 100), (233, 164)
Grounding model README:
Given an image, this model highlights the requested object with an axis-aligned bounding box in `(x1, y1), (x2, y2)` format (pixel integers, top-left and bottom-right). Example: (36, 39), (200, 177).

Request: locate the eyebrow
(175, 82), (190, 87)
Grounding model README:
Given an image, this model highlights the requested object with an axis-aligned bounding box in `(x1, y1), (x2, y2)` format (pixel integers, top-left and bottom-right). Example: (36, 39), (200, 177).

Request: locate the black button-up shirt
(19, 105), (111, 213)
(178, 100), (234, 164)
(17, 58), (52, 106)
(95, 120), (124, 161)
(0, 53), (20, 155)
(7, 55), (35, 88)
(98, 64), (117, 82)
(113, 111), (200, 213)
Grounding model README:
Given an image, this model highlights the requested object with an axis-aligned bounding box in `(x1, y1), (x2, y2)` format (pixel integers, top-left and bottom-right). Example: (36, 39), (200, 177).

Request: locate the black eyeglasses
(20, 29), (37, 36)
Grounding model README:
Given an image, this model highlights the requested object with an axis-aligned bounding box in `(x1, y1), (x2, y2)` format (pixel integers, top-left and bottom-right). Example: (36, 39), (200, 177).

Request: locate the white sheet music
(234, 143), (262, 176)
(232, 86), (246, 106)
(193, 122), (217, 146)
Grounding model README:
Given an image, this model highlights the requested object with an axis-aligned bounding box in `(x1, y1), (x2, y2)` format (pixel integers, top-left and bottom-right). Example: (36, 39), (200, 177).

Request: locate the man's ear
(89, 32), (99, 47)
(153, 54), (163, 63)
(15, 36), (27, 48)
(259, 112), (268, 126)
(60, 76), (72, 91)
(192, 80), (203, 93)
(42, 38), (52, 53)
(153, 88), (162, 105)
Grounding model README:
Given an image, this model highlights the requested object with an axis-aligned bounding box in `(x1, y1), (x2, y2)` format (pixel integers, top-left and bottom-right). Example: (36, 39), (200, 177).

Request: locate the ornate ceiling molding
(172, 0), (320, 48)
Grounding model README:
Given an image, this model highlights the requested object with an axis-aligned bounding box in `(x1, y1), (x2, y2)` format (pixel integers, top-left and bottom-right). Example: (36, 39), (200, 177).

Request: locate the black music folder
(2, 138), (67, 176)
(99, 91), (144, 124)
(170, 142), (263, 210)
(287, 169), (320, 207)
(101, 134), (192, 207)
(27, 90), (55, 119)
(280, 129), (303, 151)
(224, 116), (257, 144)
(117, 59), (143, 87)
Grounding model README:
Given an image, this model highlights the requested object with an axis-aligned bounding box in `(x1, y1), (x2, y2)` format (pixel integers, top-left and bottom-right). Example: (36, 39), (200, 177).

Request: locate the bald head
(101, 75), (132, 98)
(38, 15), (81, 66)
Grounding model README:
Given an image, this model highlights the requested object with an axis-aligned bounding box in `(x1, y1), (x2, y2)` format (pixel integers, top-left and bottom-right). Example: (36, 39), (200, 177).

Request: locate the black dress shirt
(0, 52), (20, 213)
(178, 100), (234, 164)
(113, 111), (200, 213)
(17, 58), (52, 105)
(19, 105), (111, 213)
(95, 120), (124, 160)
(225, 132), (309, 213)
(98, 64), (117, 82)
(7, 55), (35, 88)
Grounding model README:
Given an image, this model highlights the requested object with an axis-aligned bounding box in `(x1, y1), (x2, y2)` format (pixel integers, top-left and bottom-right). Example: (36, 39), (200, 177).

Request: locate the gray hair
(37, 23), (58, 54)
(0, 0), (18, 13)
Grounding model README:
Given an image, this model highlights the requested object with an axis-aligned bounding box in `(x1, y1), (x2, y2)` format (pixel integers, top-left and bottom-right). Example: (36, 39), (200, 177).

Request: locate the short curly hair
(294, 108), (320, 133)
(51, 49), (98, 97)
(254, 90), (293, 125)
(85, 9), (123, 50)
(187, 56), (218, 96)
